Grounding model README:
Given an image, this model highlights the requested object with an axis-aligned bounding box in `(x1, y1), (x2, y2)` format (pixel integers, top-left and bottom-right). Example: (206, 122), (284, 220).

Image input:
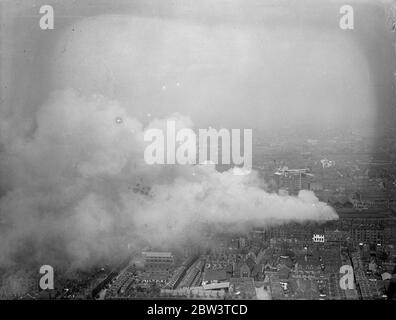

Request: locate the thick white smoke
(0, 88), (337, 271)
(0, 13), (344, 297)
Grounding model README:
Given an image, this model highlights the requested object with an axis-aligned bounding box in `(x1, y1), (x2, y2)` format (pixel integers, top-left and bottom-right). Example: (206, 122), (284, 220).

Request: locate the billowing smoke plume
(0, 88), (336, 270)
(0, 13), (343, 296)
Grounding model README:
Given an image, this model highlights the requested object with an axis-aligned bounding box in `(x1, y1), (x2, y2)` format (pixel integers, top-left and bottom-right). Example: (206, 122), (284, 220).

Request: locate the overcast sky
(1, 0), (395, 139)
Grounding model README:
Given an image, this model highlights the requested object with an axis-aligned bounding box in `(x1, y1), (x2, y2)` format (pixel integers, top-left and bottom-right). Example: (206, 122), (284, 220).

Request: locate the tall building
(142, 251), (174, 272)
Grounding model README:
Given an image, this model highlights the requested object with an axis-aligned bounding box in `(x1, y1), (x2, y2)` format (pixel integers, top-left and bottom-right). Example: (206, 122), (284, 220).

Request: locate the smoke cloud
(0, 13), (340, 295)
(0, 87), (337, 270)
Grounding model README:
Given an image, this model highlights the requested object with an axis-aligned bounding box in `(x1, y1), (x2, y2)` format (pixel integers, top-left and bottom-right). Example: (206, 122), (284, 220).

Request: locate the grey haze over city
(0, 0), (395, 299)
